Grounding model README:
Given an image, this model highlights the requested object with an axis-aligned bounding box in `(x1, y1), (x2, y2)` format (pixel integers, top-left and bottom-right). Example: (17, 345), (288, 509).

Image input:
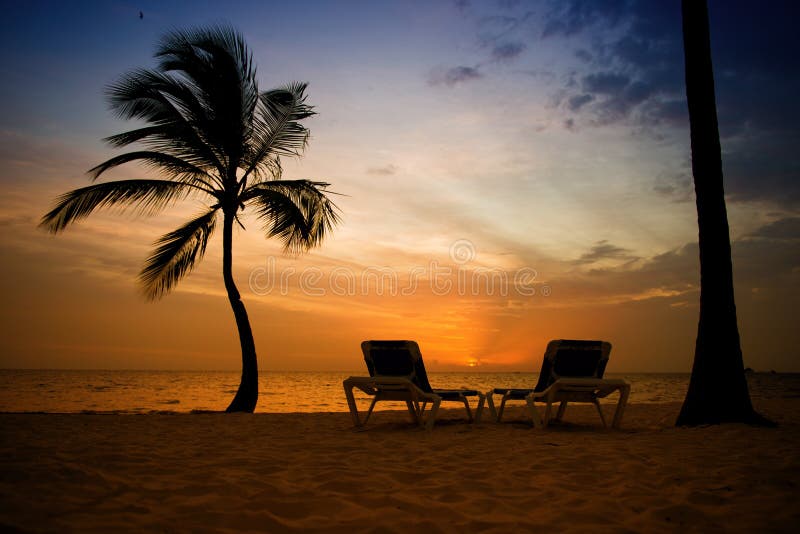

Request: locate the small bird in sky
(139, 11), (143, 20)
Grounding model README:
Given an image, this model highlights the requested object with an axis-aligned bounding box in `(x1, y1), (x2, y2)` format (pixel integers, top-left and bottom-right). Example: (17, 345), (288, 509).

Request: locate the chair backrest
(533, 339), (612, 392)
(361, 340), (434, 393)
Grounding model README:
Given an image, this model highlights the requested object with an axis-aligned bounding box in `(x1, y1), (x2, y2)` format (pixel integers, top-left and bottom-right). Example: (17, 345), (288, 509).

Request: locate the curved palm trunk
(676, 0), (769, 426)
(222, 211), (259, 413)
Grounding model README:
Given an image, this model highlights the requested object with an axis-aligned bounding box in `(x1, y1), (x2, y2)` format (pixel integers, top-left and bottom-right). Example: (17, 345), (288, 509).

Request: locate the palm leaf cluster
(41, 26), (339, 300)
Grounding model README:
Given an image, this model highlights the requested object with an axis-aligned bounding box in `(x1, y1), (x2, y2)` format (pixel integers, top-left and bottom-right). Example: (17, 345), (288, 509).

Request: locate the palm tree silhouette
(40, 26), (340, 412)
(677, 1), (770, 425)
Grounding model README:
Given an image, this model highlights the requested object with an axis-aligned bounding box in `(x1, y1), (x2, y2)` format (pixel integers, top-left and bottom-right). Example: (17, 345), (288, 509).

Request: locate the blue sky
(1, 0), (798, 372)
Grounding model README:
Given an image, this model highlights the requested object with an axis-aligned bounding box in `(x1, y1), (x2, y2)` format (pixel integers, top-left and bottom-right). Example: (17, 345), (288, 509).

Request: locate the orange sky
(1, 150), (796, 372)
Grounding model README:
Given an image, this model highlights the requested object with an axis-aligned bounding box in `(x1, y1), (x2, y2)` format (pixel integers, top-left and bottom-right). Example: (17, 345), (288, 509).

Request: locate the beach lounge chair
(486, 340), (630, 429)
(343, 340), (486, 430)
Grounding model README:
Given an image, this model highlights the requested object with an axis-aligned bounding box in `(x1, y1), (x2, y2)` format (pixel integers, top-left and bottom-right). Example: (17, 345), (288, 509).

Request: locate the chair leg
(541, 389), (561, 428)
(497, 394), (509, 422)
(556, 401), (568, 421)
(462, 396), (473, 422)
(542, 400), (554, 428)
(526, 396), (543, 428)
(611, 384), (630, 429)
(365, 396), (379, 425)
(593, 399), (607, 428)
(485, 392), (498, 422)
(475, 393), (486, 423)
(424, 398), (442, 430)
(401, 400), (416, 423)
(343, 382), (362, 427)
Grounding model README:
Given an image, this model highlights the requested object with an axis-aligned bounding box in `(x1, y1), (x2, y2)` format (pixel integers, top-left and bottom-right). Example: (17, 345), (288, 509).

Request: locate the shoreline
(3, 370), (797, 413)
(2, 400), (798, 532)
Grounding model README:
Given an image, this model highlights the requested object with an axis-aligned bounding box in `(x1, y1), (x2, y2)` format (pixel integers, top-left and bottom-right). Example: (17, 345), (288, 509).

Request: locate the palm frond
(88, 151), (219, 192)
(139, 208), (218, 300)
(244, 180), (340, 254)
(154, 26), (259, 167)
(39, 179), (196, 234)
(104, 125), (168, 147)
(156, 25), (256, 92)
(241, 83), (315, 182)
(106, 68), (226, 174)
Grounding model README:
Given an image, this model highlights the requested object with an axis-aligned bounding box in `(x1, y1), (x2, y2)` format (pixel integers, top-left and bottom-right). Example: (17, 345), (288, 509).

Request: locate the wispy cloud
(581, 71), (630, 95)
(541, 0), (627, 38)
(567, 93), (593, 111)
(0, 214), (34, 227)
(491, 41), (526, 62)
(453, 0), (470, 12)
(366, 164), (398, 176)
(428, 65), (483, 87)
(572, 240), (638, 266)
(747, 217), (800, 240)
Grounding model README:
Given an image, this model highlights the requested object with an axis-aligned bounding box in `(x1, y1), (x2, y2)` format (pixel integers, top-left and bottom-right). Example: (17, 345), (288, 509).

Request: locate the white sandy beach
(1, 400), (798, 533)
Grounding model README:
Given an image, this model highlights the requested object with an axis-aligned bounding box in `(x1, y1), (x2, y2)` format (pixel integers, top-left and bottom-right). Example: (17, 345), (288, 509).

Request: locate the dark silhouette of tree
(40, 26), (340, 413)
(677, 1), (771, 426)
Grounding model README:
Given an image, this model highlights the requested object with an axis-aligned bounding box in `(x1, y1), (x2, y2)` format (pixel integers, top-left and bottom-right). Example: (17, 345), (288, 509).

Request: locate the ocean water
(1, 370), (798, 414)
(0, 369), (800, 413)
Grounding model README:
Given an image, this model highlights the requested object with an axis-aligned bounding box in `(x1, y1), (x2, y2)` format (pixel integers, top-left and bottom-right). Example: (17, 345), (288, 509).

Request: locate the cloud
(747, 217), (800, 240)
(535, 0), (799, 208)
(472, 10), (535, 70)
(515, 68), (557, 84)
(0, 215), (34, 227)
(546, 243), (699, 308)
(541, 0), (628, 38)
(710, 1), (800, 136)
(570, 70), (666, 126)
(553, 218), (800, 312)
(442, 0), (798, 207)
(0, 130), (92, 184)
(653, 165), (693, 202)
(567, 94), (593, 111)
(428, 66), (483, 87)
(546, 0), (799, 136)
(543, 2), (685, 130)
(574, 48), (593, 62)
(366, 164), (398, 176)
(491, 41), (526, 62)
(477, 14), (520, 38)
(582, 72), (629, 94)
(572, 240), (638, 266)
(732, 229), (800, 282)
(640, 98), (687, 128)
(722, 134), (800, 205)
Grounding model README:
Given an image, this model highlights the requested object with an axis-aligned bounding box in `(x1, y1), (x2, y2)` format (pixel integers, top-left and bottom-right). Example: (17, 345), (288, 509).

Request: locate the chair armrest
(526, 378), (629, 400)
(342, 376), (439, 401)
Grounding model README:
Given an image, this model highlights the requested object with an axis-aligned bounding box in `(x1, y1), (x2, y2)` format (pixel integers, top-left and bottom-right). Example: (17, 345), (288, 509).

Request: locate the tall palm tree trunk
(222, 211), (259, 413)
(676, 0), (768, 426)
